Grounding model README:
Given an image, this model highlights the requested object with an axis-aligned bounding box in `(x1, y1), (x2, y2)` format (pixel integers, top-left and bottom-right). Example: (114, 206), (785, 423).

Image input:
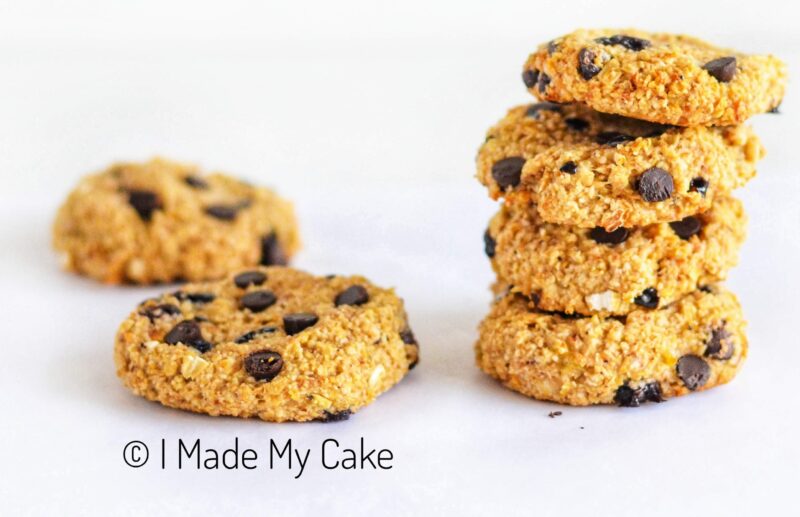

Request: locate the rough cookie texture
(475, 286), (746, 406)
(525, 29), (787, 126)
(115, 267), (419, 422)
(53, 158), (300, 284)
(486, 196), (746, 315)
(477, 103), (762, 230)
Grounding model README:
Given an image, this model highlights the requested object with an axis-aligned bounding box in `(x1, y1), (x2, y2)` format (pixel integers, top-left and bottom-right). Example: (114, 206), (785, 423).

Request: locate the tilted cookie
(475, 286), (746, 406)
(523, 29), (786, 126)
(485, 195), (746, 315)
(115, 267), (419, 422)
(53, 158), (299, 284)
(477, 103), (761, 230)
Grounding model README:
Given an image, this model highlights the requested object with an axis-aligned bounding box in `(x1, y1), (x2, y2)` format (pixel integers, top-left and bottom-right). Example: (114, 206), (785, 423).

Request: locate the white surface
(1, 1), (799, 515)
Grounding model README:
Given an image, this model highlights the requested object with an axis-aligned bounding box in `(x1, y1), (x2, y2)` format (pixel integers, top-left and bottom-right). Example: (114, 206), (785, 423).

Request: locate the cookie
(524, 29), (786, 126)
(485, 195), (746, 315)
(53, 158), (300, 284)
(477, 103), (762, 230)
(475, 286), (746, 406)
(115, 267), (419, 422)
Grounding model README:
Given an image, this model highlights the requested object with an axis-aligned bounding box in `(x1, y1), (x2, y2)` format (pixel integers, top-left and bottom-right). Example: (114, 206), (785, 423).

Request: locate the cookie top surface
(524, 29), (786, 126)
(476, 285), (746, 406)
(477, 103), (761, 229)
(115, 266), (418, 422)
(486, 195), (746, 315)
(53, 158), (299, 284)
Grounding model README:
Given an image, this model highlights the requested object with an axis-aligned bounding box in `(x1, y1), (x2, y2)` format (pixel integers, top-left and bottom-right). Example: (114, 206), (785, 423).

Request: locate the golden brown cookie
(485, 196), (746, 316)
(115, 267), (419, 422)
(524, 29), (786, 126)
(477, 103), (762, 230)
(475, 286), (746, 406)
(53, 158), (299, 284)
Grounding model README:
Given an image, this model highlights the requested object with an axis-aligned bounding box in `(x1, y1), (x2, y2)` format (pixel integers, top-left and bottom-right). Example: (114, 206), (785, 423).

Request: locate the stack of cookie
(475, 29), (786, 406)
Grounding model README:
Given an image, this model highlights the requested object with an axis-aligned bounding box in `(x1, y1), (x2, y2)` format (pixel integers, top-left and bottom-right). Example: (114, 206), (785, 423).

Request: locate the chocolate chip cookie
(53, 158), (299, 284)
(524, 29), (786, 126)
(477, 103), (762, 230)
(115, 267), (419, 422)
(485, 195), (746, 315)
(475, 285), (746, 406)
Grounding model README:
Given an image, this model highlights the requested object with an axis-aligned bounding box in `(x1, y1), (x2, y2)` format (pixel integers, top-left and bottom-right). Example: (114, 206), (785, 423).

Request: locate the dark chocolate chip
(614, 381), (664, 407)
(703, 56), (737, 83)
(637, 167), (674, 202)
(536, 72), (551, 93)
(244, 350), (283, 381)
(595, 34), (651, 51)
(164, 320), (211, 352)
(589, 226), (630, 245)
(669, 216), (702, 240)
(260, 233), (288, 266)
(699, 285), (715, 294)
(184, 175), (209, 189)
(335, 285), (370, 306)
(522, 69), (539, 88)
(634, 287), (659, 309)
(564, 117), (589, 131)
(596, 131), (635, 146)
(483, 229), (496, 258)
(689, 177), (709, 197)
(526, 102), (562, 119)
(189, 340), (213, 353)
(676, 355), (711, 390)
(547, 40), (559, 55)
(578, 48), (602, 80)
(705, 326), (735, 360)
(205, 204), (240, 221)
(559, 161), (578, 174)
(235, 326), (278, 344)
(240, 290), (277, 312)
(127, 190), (162, 221)
(234, 270), (267, 288)
(315, 409), (352, 422)
(141, 303), (181, 321)
(491, 157), (525, 189)
(768, 103), (781, 114)
(400, 328), (417, 345)
(284, 313), (319, 335)
(173, 291), (216, 304)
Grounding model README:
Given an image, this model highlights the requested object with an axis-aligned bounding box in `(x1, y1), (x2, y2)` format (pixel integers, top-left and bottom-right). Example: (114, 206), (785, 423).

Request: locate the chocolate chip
(565, 117), (589, 131)
(522, 69), (539, 88)
(699, 285), (715, 294)
(637, 167), (674, 202)
(400, 328), (417, 345)
(315, 409), (352, 422)
(491, 157), (525, 189)
(670, 216), (702, 240)
(559, 161), (578, 174)
(705, 326), (735, 360)
(634, 287), (659, 309)
(614, 381), (664, 407)
(141, 303), (181, 321)
(703, 56), (737, 83)
(547, 41), (559, 55)
(164, 320), (212, 352)
(689, 177), (709, 197)
(205, 204), (240, 221)
(260, 233), (288, 266)
(483, 229), (496, 258)
(769, 103), (781, 114)
(676, 355), (711, 390)
(284, 313), (319, 335)
(240, 290), (277, 312)
(589, 226), (630, 245)
(526, 102), (561, 119)
(234, 271), (267, 288)
(536, 72), (551, 93)
(244, 350), (283, 381)
(578, 48), (602, 80)
(595, 34), (651, 51)
(184, 175), (209, 189)
(335, 285), (370, 306)
(127, 190), (162, 221)
(596, 131), (635, 147)
(173, 291), (215, 304)
(235, 326), (278, 344)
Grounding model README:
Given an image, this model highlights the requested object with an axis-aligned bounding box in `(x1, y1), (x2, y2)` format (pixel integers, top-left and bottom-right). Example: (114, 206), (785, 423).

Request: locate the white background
(1, 1), (799, 515)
